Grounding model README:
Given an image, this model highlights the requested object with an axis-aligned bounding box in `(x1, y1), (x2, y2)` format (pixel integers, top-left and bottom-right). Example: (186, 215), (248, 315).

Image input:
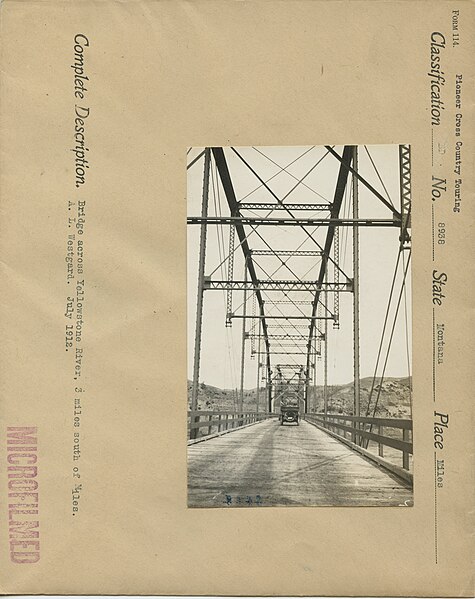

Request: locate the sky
(187, 145), (412, 390)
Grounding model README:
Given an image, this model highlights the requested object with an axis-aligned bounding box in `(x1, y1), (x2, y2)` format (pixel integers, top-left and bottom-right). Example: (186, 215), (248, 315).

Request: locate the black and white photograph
(187, 145), (413, 508)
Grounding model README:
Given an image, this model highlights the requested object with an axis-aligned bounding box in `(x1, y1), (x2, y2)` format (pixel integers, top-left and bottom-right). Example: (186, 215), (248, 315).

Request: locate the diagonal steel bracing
(212, 147), (273, 408)
(325, 145), (402, 218)
(305, 146), (354, 408)
(190, 145), (409, 417)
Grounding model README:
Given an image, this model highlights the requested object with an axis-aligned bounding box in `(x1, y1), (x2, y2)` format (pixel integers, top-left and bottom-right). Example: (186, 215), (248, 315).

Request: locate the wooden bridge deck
(188, 418), (413, 507)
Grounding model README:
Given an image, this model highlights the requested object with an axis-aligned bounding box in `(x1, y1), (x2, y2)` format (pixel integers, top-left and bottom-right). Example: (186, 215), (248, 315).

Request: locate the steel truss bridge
(187, 145), (413, 507)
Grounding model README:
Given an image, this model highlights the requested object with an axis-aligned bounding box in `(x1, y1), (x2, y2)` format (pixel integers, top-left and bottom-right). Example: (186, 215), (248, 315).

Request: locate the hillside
(312, 376), (412, 418)
(187, 380), (266, 412)
(187, 376), (412, 418)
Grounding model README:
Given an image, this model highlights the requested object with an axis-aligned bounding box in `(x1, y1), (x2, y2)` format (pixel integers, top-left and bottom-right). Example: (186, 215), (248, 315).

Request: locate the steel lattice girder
(187, 216), (400, 227)
(399, 144), (412, 246)
(238, 202), (332, 211)
(250, 250), (324, 256)
(255, 351), (321, 356)
(247, 334), (324, 340)
(261, 341), (318, 347)
(231, 314), (334, 320)
(267, 324), (312, 329)
(204, 279), (353, 292)
(263, 300), (316, 304)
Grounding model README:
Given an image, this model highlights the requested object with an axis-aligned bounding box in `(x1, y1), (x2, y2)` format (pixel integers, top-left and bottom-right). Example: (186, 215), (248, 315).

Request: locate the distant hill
(312, 376), (412, 418)
(187, 376), (412, 418)
(187, 380), (266, 412)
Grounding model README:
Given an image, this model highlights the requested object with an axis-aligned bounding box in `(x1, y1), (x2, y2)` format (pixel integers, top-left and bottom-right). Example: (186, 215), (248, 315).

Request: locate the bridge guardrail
(188, 411), (276, 440)
(306, 413), (413, 476)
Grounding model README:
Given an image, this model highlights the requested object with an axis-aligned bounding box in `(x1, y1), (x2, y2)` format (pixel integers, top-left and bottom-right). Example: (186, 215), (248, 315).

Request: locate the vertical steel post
(269, 369), (274, 413)
(190, 148), (211, 439)
(303, 367), (308, 414)
(313, 357), (317, 414)
(225, 224), (235, 326)
(352, 146), (361, 444)
(255, 318), (261, 413)
(304, 331), (312, 412)
(333, 226), (340, 329)
(299, 367), (306, 417)
(398, 144), (412, 249)
(304, 347), (309, 412)
(239, 258), (248, 424)
(403, 429), (410, 470)
(323, 289), (328, 424)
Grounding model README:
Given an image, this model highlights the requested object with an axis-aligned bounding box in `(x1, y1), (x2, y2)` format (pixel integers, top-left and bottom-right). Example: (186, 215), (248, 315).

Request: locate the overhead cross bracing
(188, 216), (399, 226)
(239, 203), (332, 211)
(187, 145), (412, 450)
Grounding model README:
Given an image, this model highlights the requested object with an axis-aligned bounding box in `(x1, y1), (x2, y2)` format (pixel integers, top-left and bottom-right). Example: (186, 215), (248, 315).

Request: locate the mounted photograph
(187, 145), (413, 508)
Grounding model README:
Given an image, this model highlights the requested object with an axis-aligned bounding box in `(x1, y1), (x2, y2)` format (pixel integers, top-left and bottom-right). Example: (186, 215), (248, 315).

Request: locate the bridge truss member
(187, 145), (413, 505)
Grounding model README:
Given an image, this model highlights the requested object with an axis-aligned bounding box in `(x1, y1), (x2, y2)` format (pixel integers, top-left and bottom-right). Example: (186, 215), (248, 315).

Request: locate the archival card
(0, 0), (473, 596)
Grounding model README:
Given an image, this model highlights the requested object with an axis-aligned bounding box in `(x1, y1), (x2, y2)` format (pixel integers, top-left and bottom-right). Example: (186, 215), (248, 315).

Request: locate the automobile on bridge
(280, 403), (300, 426)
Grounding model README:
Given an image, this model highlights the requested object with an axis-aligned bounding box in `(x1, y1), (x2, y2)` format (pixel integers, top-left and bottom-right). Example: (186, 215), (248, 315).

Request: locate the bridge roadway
(188, 418), (413, 507)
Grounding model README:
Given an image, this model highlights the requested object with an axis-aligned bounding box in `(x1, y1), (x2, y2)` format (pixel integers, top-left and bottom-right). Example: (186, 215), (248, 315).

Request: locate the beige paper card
(0, 0), (473, 596)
